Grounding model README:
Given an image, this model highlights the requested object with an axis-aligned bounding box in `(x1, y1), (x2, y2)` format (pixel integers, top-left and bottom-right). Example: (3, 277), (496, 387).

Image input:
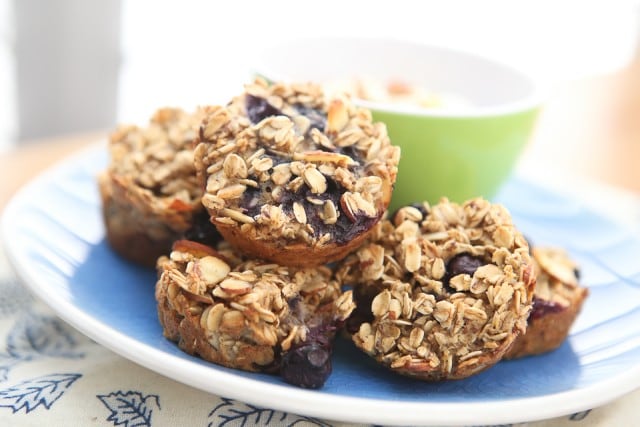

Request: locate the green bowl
(374, 108), (539, 210)
(255, 37), (543, 210)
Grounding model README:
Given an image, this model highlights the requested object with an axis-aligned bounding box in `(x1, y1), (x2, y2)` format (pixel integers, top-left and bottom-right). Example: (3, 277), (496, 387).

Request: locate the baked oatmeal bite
(505, 247), (588, 359)
(338, 198), (536, 380)
(155, 239), (355, 389)
(193, 79), (400, 267)
(99, 107), (211, 266)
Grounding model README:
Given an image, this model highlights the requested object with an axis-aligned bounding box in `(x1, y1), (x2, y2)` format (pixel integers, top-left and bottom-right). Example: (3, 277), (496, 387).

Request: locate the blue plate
(3, 144), (640, 426)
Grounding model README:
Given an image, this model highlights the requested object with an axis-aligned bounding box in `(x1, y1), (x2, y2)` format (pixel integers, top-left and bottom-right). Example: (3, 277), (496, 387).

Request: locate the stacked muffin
(100, 79), (587, 388)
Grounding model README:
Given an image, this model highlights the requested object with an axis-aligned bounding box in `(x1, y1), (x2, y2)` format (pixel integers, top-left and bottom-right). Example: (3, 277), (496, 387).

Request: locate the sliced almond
(533, 247), (578, 287)
(172, 240), (222, 258)
(218, 278), (252, 295)
(293, 150), (354, 166)
(194, 256), (230, 286)
(326, 99), (350, 134)
(340, 192), (377, 221)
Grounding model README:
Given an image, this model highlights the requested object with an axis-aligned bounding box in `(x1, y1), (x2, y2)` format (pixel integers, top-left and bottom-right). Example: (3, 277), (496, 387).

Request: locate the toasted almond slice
(172, 240), (221, 258)
(326, 98), (349, 134)
(533, 247), (579, 287)
(219, 278), (252, 295)
(194, 256), (230, 286)
(293, 150), (355, 166)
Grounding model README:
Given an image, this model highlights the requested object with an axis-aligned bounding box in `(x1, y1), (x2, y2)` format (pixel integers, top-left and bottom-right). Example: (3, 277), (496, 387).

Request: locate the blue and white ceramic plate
(3, 144), (640, 426)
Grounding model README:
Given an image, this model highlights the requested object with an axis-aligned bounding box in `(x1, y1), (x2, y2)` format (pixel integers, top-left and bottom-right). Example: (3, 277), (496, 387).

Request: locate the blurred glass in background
(0, 0), (15, 151)
(1, 0), (639, 150)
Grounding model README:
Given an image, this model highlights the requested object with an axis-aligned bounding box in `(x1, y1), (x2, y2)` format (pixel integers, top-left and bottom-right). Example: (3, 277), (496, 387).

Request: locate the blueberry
(182, 210), (222, 247)
(443, 253), (485, 291)
(447, 253), (484, 277)
(276, 175), (377, 245)
(239, 185), (262, 218)
(529, 297), (564, 321)
(280, 341), (331, 389)
(345, 285), (378, 334)
(294, 104), (326, 133)
(245, 94), (282, 124)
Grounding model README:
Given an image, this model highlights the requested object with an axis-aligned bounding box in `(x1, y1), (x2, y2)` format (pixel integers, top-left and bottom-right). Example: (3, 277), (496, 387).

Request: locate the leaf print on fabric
(0, 373), (81, 413)
(208, 398), (332, 427)
(97, 390), (161, 427)
(0, 354), (19, 383)
(6, 312), (85, 360)
(569, 410), (591, 421)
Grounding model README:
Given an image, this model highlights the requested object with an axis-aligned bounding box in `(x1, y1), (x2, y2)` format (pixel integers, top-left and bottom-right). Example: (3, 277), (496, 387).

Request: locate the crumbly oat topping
(337, 198), (535, 380)
(193, 79), (400, 248)
(505, 246), (588, 359)
(530, 247), (580, 309)
(156, 240), (355, 370)
(109, 107), (207, 204)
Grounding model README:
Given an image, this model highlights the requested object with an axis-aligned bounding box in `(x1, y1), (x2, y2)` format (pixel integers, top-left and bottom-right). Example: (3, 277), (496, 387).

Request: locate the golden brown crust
(99, 171), (201, 266)
(504, 288), (588, 358)
(100, 107), (205, 266)
(339, 198), (536, 380)
(212, 213), (378, 268)
(155, 240), (355, 372)
(194, 79), (400, 267)
(156, 279), (276, 371)
(505, 247), (589, 359)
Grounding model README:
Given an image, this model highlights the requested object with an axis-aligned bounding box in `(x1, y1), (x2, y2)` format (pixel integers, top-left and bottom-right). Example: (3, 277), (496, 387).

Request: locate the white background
(1, 1), (640, 148)
(117, 1), (640, 123)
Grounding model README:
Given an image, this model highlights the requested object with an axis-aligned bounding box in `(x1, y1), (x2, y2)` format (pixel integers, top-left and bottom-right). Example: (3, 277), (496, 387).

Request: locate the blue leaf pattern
(6, 312), (85, 360)
(97, 390), (160, 427)
(570, 410), (592, 421)
(208, 398), (332, 427)
(0, 373), (81, 413)
(0, 354), (19, 382)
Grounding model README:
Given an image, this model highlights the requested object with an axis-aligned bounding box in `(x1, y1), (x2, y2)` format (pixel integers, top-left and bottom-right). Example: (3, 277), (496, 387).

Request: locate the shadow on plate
(328, 335), (582, 401)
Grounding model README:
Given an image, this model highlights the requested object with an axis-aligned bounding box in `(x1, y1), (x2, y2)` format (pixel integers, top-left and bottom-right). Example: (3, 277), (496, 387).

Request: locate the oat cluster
(108, 107), (205, 205)
(193, 79), (400, 251)
(530, 247), (581, 306)
(99, 107), (210, 266)
(337, 198), (536, 380)
(99, 80), (576, 386)
(505, 247), (588, 359)
(156, 240), (355, 372)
